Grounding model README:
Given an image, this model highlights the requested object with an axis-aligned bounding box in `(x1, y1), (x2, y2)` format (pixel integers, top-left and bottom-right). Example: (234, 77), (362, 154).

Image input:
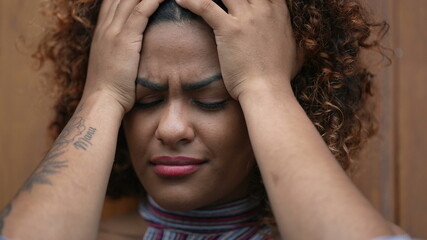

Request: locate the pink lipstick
(150, 156), (206, 177)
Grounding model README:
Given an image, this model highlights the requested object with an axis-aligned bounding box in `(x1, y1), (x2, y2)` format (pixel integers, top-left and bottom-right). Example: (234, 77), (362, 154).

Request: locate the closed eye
(134, 99), (228, 111)
(134, 99), (163, 109)
(193, 99), (228, 111)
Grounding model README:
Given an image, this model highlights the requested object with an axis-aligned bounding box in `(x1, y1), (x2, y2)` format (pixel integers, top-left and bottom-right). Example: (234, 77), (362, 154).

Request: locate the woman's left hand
(176, 0), (302, 100)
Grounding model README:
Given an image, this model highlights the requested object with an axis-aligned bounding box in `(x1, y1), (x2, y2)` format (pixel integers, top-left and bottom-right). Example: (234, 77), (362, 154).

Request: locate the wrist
(80, 90), (127, 118)
(237, 77), (296, 105)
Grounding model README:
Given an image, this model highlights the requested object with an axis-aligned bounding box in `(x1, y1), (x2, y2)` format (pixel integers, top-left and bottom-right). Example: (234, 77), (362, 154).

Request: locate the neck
(140, 196), (266, 233)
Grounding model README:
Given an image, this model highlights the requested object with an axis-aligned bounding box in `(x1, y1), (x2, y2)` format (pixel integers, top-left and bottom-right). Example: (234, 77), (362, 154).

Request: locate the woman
(0, 0), (409, 239)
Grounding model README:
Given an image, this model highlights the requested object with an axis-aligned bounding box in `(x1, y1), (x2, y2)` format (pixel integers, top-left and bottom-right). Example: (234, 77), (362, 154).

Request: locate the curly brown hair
(33, 0), (388, 200)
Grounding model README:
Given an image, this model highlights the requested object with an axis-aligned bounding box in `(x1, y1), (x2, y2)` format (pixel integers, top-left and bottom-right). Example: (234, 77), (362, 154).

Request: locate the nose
(155, 102), (195, 147)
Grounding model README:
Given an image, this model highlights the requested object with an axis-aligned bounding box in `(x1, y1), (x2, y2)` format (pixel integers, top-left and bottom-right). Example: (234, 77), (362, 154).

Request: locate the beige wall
(354, 1), (427, 237)
(0, 0), (53, 205)
(1, 0), (426, 238)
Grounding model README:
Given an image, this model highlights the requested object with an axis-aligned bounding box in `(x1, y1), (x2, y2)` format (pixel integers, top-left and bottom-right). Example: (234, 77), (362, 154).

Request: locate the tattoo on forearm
(74, 127), (97, 150)
(0, 203), (12, 234)
(52, 116), (87, 152)
(22, 150), (68, 191)
(22, 104), (97, 191)
(0, 105), (98, 233)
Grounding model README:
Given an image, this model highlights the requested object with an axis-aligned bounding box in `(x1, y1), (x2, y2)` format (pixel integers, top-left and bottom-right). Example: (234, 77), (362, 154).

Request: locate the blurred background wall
(1, 0), (426, 238)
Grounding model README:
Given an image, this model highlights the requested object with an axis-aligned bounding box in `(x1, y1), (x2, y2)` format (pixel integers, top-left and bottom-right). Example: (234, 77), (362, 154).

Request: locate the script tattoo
(0, 203), (12, 234)
(74, 127), (97, 150)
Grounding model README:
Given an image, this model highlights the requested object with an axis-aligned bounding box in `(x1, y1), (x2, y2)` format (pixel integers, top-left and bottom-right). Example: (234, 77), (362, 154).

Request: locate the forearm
(1, 92), (124, 240)
(239, 82), (394, 240)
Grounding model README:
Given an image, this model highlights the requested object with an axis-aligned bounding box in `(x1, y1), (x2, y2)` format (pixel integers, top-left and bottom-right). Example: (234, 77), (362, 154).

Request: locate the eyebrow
(136, 73), (222, 91)
(136, 77), (168, 91)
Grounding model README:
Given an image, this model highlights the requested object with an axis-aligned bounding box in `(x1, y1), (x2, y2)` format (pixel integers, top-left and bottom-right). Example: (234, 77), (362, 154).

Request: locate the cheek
(199, 104), (252, 157)
(204, 105), (255, 183)
(123, 112), (155, 165)
(224, 105), (251, 146)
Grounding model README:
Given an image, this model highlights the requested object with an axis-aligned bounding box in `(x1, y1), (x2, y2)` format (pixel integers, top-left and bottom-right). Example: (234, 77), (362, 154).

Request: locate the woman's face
(123, 21), (256, 211)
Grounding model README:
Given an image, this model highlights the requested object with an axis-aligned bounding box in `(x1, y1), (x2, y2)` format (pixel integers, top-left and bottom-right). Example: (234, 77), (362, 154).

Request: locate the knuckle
(112, 34), (126, 46)
(92, 28), (102, 41)
(132, 3), (148, 17)
(105, 27), (121, 39)
(254, 2), (275, 18)
(228, 21), (242, 35)
(199, 0), (214, 13)
(93, 23), (109, 36)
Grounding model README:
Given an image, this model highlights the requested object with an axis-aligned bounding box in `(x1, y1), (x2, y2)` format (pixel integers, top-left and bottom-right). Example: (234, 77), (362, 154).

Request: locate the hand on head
(176, 0), (303, 100)
(84, 0), (302, 111)
(84, 0), (165, 113)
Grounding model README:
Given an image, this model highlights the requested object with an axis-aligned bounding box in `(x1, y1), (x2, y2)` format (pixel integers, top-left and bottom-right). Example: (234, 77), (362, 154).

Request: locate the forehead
(138, 21), (220, 85)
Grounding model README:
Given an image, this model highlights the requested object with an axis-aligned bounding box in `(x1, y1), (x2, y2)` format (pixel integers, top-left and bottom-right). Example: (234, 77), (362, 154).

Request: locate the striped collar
(139, 196), (272, 239)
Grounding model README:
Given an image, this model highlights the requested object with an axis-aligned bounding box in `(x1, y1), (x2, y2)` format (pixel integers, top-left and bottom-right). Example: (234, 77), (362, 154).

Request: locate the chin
(146, 183), (250, 212)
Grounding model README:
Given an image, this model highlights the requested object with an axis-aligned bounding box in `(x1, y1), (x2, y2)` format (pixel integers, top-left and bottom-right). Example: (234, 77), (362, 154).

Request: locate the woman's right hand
(84, 0), (164, 113)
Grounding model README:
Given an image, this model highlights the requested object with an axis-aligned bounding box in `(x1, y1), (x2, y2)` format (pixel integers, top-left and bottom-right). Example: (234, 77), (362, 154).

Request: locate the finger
(109, 0), (141, 31)
(97, 0), (113, 23)
(176, 0), (229, 30)
(122, 0), (165, 36)
(247, 0), (264, 6)
(221, 0), (248, 16)
(104, 0), (122, 28)
(248, 0), (275, 13)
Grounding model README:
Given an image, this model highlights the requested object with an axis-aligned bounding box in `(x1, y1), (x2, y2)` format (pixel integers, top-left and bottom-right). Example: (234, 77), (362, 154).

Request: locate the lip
(150, 156), (207, 177)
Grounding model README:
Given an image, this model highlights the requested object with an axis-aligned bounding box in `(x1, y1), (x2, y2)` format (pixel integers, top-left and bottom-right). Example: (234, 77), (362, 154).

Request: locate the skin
(124, 21), (256, 211)
(0, 0), (403, 239)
